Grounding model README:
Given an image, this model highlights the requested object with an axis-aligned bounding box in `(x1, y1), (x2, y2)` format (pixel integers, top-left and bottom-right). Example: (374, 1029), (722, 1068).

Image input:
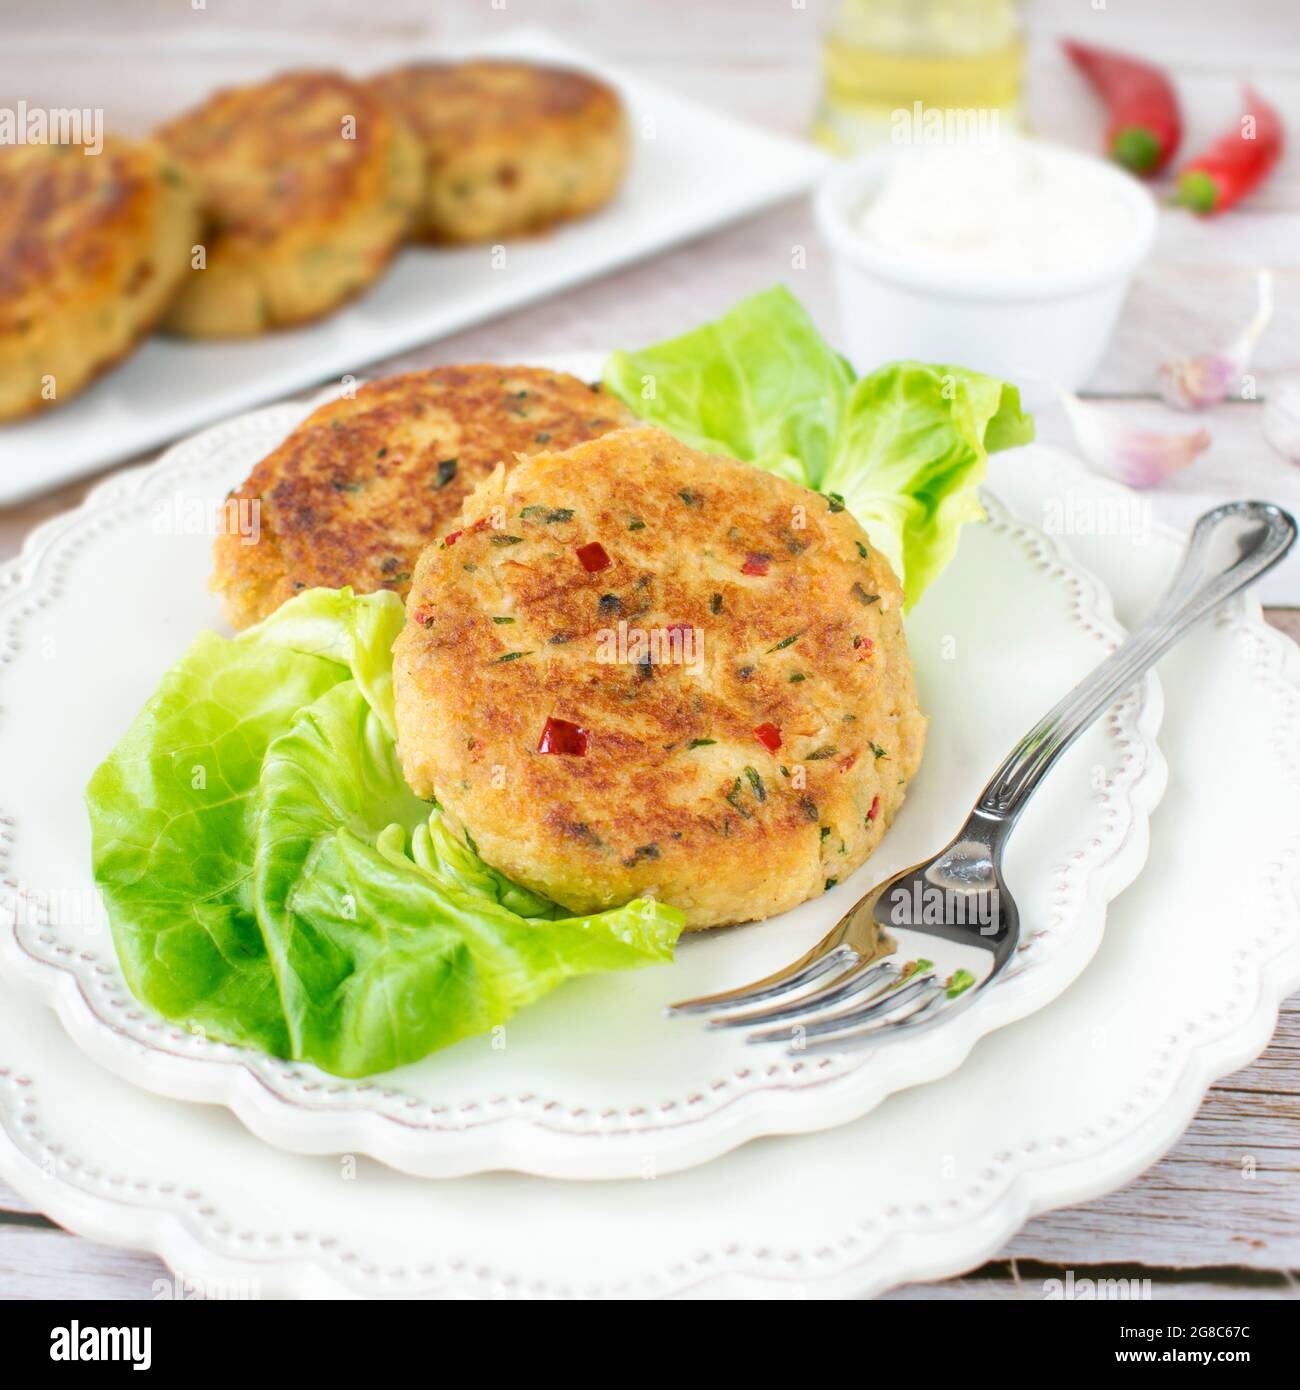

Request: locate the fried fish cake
(0, 137), (196, 422)
(370, 60), (627, 244)
(156, 70), (420, 337)
(211, 365), (633, 629)
(392, 427), (927, 930)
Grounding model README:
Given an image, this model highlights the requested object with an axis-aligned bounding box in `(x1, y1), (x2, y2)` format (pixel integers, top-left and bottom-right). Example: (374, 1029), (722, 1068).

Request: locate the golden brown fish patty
(370, 60), (627, 243)
(392, 427), (927, 930)
(0, 137), (196, 422)
(156, 70), (420, 337)
(211, 365), (633, 629)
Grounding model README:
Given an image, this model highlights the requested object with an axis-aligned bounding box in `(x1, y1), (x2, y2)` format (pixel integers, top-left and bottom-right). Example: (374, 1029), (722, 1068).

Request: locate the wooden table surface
(1, 0), (1297, 1300)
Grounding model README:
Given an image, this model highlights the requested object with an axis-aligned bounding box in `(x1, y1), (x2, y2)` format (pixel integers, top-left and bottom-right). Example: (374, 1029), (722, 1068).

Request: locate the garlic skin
(1060, 391), (1212, 489)
(1263, 380), (1300, 464)
(1158, 269), (1273, 411)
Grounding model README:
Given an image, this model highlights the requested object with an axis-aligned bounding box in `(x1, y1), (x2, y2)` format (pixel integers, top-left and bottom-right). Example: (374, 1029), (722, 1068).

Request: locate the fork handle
(973, 500), (1296, 832)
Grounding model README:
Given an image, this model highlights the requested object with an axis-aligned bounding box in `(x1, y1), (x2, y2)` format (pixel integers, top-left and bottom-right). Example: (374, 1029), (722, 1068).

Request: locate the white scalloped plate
(0, 361), (1163, 1180)
(0, 452), (1291, 1298)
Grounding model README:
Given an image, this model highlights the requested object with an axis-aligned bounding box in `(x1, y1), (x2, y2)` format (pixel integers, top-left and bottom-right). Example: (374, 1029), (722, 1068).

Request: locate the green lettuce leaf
(603, 285), (1033, 607)
(86, 588), (683, 1078)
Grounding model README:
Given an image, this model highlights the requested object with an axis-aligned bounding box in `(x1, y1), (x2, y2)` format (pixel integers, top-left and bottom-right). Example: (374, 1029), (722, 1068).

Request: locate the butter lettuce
(86, 589), (682, 1078)
(603, 285), (1033, 607)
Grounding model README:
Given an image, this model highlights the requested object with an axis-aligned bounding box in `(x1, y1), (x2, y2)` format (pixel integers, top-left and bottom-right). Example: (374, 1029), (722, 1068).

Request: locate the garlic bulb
(1263, 379), (1300, 464)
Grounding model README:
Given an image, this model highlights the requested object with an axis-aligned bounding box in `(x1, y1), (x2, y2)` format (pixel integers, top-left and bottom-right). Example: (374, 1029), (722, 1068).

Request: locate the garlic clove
(1262, 379), (1300, 464)
(1060, 390), (1212, 489)
(1158, 268), (1273, 411)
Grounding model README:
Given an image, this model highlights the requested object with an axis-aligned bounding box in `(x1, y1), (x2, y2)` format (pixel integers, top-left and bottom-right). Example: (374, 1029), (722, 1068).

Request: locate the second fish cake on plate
(157, 70), (421, 337)
(371, 60), (628, 244)
(211, 365), (632, 629)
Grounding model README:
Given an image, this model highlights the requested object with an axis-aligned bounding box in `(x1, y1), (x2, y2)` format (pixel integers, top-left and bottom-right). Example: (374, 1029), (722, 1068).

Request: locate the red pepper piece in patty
(1176, 84), (1284, 214)
(867, 794), (880, 822)
(742, 553), (771, 576)
(537, 717), (589, 756)
(576, 541), (611, 573)
(1063, 38), (1182, 175)
(753, 722), (782, 752)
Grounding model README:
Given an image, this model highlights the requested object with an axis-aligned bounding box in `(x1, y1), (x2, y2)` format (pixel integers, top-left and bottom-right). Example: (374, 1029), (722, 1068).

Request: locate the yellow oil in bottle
(814, 0), (1026, 152)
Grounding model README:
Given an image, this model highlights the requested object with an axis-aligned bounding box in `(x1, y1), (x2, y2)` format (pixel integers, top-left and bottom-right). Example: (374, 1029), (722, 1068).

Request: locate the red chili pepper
(753, 722), (782, 753)
(412, 603), (435, 629)
(575, 541), (611, 573)
(853, 636), (874, 660)
(1176, 84), (1284, 214)
(442, 518), (489, 547)
(742, 553), (771, 576)
(867, 794), (880, 823)
(537, 717), (589, 756)
(1062, 38), (1182, 175)
(838, 754), (857, 774)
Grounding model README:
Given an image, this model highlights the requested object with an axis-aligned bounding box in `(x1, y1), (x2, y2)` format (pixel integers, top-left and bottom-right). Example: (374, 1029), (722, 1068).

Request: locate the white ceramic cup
(814, 144), (1158, 410)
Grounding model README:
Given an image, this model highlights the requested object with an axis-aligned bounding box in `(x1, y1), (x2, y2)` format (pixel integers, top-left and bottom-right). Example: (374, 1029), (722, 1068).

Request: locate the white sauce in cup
(855, 139), (1139, 279)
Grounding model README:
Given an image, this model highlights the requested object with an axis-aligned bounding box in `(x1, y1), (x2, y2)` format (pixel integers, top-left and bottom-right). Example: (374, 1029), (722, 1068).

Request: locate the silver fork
(668, 501), (1296, 1055)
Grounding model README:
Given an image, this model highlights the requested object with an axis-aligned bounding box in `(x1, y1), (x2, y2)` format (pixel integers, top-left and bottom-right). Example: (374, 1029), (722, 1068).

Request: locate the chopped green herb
(628, 516), (646, 531)
(710, 593), (723, 615)
(534, 432), (552, 443)
(856, 541), (868, 559)
(851, 582), (880, 607)
(799, 795), (819, 822)
(677, 490), (701, 508)
(819, 826), (831, 841)
(767, 632), (802, 653)
(490, 534), (524, 546)
(826, 493), (845, 513)
(687, 738), (716, 750)
(805, 745), (838, 760)
(869, 741), (888, 760)
(825, 878), (837, 891)
(788, 672), (807, 682)
(492, 651), (529, 663)
(492, 616), (515, 625)
(435, 458), (457, 488)
(891, 958), (935, 989)
(946, 969), (977, 999)
(520, 505), (573, 524)
(725, 778), (752, 818)
(744, 766), (766, 802)
(376, 447), (387, 459)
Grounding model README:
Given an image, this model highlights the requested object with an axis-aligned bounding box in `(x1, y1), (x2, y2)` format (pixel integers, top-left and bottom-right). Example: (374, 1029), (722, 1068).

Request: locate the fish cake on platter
(392, 426), (926, 930)
(0, 137), (196, 421)
(156, 70), (421, 337)
(211, 365), (633, 629)
(370, 60), (628, 243)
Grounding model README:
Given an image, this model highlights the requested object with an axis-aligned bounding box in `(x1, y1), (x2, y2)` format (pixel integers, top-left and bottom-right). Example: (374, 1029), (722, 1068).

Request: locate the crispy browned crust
(211, 365), (633, 628)
(392, 427), (927, 929)
(156, 70), (421, 336)
(370, 60), (627, 243)
(0, 137), (197, 421)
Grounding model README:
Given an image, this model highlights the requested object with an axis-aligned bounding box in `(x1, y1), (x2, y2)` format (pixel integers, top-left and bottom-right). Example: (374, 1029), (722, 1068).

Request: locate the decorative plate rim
(0, 379), (1164, 1180)
(3, 463), (1294, 1297)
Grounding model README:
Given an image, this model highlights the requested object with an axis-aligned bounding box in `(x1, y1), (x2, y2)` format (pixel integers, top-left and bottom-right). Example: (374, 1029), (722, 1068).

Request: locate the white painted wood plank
(0, 1228), (167, 1300)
